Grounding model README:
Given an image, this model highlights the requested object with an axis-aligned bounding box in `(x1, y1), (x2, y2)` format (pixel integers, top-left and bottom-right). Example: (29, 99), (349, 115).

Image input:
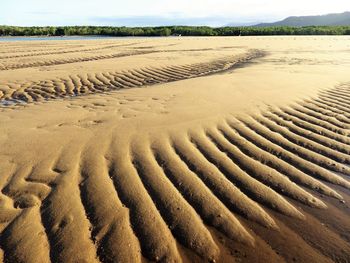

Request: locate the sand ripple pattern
(0, 43), (140, 60)
(0, 50), (156, 71)
(1, 88), (350, 261)
(0, 50), (263, 104)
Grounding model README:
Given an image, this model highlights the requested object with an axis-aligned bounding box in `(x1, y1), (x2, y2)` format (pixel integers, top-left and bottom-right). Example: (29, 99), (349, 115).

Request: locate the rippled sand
(0, 36), (350, 263)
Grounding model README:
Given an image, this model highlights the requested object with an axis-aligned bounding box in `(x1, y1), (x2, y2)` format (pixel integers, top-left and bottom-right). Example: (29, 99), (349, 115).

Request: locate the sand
(0, 36), (350, 263)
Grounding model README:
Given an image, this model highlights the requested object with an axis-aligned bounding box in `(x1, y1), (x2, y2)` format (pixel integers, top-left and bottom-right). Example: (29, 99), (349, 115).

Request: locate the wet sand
(0, 36), (350, 263)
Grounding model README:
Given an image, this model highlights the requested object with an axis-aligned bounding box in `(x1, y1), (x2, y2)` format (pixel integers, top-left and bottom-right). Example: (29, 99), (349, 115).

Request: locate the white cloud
(0, 0), (349, 26)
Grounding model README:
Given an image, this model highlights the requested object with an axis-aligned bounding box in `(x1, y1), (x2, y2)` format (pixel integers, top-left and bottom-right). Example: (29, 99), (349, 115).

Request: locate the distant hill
(254, 12), (350, 27)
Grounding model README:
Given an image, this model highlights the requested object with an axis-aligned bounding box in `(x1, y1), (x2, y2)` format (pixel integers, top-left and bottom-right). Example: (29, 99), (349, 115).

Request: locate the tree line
(1, 25), (350, 37)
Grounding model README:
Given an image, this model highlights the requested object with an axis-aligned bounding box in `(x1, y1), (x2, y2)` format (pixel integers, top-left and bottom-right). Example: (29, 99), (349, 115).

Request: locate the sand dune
(0, 36), (350, 262)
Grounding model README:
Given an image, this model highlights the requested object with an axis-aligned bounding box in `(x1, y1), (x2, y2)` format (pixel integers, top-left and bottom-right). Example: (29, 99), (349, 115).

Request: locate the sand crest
(0, 36), (350, 262)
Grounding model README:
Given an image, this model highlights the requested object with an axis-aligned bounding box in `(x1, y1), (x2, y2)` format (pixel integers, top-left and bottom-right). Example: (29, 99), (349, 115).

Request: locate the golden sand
(0, 36), (350, 262)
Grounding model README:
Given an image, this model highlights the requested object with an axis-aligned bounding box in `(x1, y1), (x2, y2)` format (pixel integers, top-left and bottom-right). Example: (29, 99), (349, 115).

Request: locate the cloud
(0, 0), (348, 26)
(26, 11), (58, 15)
(91, 15), (261, 27)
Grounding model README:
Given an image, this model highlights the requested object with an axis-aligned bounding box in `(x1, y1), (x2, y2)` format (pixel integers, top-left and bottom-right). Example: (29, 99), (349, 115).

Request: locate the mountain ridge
(253, 11), (350, 27)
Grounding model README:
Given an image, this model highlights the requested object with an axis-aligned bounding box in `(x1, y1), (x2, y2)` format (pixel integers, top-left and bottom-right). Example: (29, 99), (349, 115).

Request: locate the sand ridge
(0, 49), (263, 104)
(0, 36), (350, 262)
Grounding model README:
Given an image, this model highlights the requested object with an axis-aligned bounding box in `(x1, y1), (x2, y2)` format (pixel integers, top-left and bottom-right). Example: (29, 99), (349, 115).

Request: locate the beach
(0, 36), (350, 262)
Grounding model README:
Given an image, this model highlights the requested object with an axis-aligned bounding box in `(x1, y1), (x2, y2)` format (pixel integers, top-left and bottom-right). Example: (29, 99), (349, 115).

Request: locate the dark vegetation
(1, 25), (350, 37)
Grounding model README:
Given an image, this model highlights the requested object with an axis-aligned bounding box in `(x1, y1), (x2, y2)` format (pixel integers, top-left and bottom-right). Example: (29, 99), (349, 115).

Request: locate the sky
(0, 0), (349, 26)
